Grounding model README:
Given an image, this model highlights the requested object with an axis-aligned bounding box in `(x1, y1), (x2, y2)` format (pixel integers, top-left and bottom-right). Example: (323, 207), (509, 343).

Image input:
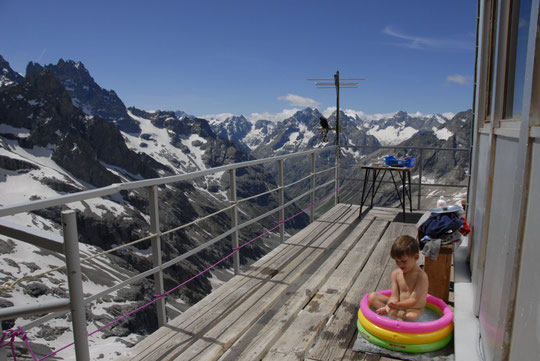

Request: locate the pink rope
(0, 327), (38, 361)
(23, 187), (339, 360)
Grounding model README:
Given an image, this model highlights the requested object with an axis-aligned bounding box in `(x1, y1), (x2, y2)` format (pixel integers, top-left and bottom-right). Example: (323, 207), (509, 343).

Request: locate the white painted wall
(478, 136), (519, 361)
(508, 138), (540, 360)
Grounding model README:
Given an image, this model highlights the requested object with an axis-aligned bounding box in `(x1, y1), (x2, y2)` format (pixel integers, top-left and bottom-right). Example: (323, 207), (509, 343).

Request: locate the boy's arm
(377, 270), (400, 314)
(388, 270), (400, 302)
(390, 272), (429, 309)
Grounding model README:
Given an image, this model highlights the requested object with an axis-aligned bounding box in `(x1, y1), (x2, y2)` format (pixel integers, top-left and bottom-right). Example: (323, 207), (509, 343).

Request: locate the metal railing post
(229, 169), (240, 274)
(148, 186), (166, 327)
(61, 210), (90, 361)
(310, 153), (315, 223)
(278, 159), (285, 242)
(418, 149), (423, 210)
(335, 147), (340, 205)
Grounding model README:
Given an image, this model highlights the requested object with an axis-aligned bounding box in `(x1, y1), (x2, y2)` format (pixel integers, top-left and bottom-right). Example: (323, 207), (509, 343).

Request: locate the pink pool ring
(360, 289), (453, 333)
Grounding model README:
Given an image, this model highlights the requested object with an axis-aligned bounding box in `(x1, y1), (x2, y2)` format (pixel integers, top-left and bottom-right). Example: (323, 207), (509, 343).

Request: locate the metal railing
(0, 146), (337, 361)
(0, 143), (470, 360)
(339, 145), (470, 209)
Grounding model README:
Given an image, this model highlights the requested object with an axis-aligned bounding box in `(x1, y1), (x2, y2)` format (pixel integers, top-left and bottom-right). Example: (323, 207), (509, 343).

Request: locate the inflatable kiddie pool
(357, 289), (453, 353)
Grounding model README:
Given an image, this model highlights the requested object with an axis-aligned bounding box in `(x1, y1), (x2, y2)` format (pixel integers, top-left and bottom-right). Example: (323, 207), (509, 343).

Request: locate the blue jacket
(421, 212), (463, 239)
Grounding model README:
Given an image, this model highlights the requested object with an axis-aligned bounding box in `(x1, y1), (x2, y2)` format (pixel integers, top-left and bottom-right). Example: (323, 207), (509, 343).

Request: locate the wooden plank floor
(119, 205), (420, 361)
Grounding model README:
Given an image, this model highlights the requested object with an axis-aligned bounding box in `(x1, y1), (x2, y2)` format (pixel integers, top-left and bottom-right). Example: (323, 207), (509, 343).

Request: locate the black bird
(320, 116), (329, 142)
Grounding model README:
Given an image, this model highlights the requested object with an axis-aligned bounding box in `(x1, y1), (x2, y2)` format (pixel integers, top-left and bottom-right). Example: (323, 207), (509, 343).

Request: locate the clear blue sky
(1, 0), (476, 118)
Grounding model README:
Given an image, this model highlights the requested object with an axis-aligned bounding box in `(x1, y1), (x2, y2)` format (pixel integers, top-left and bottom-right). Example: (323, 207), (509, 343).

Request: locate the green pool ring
(357, 319), (452, 353)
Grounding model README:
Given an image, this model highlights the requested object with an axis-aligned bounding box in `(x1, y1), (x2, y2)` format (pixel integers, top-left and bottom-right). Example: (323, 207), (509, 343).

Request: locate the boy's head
(391, 236), (419, 271)
(391, 235), (419, 258)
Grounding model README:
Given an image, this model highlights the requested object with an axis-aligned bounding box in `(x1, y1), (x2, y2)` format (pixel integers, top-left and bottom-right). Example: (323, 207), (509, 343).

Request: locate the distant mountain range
(0, 54), (471, 359)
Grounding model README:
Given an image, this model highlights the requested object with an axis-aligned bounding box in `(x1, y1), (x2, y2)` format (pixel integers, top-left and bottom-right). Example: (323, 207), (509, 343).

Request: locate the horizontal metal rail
(0, 299), (70, 321)
(0, 146), (337, 217)
(0, 219), (64, 253)
(342, 144), (469, 152)
(339, 177), (468, 188)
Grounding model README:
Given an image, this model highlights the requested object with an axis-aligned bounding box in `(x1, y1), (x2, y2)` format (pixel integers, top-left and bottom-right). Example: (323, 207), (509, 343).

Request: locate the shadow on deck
(119, 204), (427, 361)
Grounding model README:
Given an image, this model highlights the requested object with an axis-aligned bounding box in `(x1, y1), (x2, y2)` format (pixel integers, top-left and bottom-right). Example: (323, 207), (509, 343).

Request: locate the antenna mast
(308, 71), (364, 204)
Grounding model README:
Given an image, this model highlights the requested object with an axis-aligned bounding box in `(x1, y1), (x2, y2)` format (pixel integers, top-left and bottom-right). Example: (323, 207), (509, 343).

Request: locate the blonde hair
(390, 235), (419, 258)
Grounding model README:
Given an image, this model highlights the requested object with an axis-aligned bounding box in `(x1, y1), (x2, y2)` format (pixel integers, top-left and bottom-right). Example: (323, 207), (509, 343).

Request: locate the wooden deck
(119, 204), (418, 361)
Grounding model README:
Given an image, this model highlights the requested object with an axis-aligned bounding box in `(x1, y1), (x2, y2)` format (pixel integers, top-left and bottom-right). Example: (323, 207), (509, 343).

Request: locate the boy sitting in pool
(368, 235), (428, 321)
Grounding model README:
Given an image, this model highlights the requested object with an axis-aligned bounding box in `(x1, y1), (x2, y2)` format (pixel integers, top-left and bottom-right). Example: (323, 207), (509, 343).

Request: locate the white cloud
(322, 107), (336, 118)
(277, 93), (320, 108)
(383, 26), (473, 51)
(446, 74), (470, 85)
(201, 112), (235, 124)
(442, 112), (455, 119)
(323, 106), (398, 121)
(247, 108), (300, 123)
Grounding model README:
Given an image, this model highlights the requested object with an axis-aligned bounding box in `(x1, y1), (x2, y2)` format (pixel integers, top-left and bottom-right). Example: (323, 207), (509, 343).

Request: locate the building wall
(470, 132), (490, 305)
(478, 135), (518, 361)
(508, 138), (540, 359)
(470, 0), (540, 360)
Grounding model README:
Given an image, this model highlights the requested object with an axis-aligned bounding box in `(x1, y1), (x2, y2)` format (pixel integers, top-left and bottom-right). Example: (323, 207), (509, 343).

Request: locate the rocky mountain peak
(0, 54), (24, 88)
(208, 113), (253, 148)
(291, 107), (322, 125)
(25, 59), (140, 134)
(390, 110), (410, 122)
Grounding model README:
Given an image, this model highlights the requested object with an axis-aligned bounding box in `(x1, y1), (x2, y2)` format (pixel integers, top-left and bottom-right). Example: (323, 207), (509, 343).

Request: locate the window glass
(485, 0), (498, 121)
(504, 0), (533, 119)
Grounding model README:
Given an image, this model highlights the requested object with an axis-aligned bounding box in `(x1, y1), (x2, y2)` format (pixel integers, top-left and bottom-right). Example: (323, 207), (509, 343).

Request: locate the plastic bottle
(437, 196), (447, 208)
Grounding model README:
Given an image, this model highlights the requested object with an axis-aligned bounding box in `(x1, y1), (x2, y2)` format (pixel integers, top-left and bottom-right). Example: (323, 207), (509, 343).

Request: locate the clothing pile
(416, 203), (470, 260)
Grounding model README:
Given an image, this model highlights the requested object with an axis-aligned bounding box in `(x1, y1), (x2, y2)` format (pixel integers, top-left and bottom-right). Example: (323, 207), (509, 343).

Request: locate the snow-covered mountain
(0, 56), (306, 360)
(208, 108), (458, 154)
(0, 55), (24, 88)
(0, 54), (472, 359)
(359, 111), (455, 145)
(26, 59), (140, 133)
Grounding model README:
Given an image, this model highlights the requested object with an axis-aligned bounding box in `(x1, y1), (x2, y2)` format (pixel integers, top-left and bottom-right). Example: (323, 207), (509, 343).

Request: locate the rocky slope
(0, 53), (472, 359)
(0, 55), (24, 88)
(0, 56), (307, 359)
(26, 59), (140, 133)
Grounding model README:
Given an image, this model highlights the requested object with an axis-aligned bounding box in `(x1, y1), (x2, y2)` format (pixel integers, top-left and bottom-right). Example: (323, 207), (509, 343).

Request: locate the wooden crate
(424, 244), (453, 302)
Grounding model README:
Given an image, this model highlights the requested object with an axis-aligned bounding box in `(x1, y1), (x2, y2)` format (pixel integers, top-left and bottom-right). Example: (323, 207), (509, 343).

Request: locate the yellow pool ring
(357, 307), (453, 345)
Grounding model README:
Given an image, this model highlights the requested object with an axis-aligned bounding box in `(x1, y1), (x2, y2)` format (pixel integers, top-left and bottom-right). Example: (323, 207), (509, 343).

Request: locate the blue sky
(1, 0), (476, 120)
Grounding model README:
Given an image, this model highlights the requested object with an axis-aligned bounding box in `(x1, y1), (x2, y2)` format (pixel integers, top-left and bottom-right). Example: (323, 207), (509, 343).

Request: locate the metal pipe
(0, 146), (337, 218)
(148, 186), (166, 327)
(61, 210), (90, 361)
(340, 144), (469, 152)
(418, 149), (423, 209)
(310, 153), (315, 223)
(335, 70), (341, 205)
(229, 169), (240, 275)
(0, 219), (64, 253)
(0, 299), (70, 321)
(278, 159), (284, 243)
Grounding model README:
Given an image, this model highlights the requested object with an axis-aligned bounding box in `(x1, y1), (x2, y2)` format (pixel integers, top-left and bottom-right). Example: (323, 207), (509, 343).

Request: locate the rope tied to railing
(0, 326), (38, 361)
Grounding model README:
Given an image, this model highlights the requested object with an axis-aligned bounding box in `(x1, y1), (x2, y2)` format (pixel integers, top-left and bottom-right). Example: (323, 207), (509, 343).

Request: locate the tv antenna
(308, 71), (364, 145)
(308, 71), (364, 205)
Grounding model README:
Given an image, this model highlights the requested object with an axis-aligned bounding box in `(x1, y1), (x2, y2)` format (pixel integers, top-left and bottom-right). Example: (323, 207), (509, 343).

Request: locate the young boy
(368, 235), (428, 321)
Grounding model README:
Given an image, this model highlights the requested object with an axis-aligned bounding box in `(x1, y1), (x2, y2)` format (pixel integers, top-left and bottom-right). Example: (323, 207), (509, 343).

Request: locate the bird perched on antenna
(320, 116), (330, 142)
